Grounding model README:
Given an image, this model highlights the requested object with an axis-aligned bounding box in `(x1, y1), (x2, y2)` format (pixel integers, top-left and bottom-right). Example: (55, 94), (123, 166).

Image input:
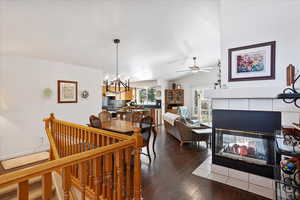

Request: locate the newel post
(48, 113), (55, 161)
(133, 128), (143, 200)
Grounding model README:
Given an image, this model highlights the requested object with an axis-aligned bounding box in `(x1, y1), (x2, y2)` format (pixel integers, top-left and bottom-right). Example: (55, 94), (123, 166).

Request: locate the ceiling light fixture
(103, 39), (130, 94)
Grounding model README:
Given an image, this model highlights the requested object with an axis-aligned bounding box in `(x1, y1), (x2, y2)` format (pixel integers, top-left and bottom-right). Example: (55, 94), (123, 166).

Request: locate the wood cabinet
(102, 86), (134, 101)
(165, 89), (184, 113)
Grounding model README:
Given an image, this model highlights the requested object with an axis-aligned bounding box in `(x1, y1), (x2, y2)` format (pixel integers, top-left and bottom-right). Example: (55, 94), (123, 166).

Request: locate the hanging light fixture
(103, 39), (130, 94)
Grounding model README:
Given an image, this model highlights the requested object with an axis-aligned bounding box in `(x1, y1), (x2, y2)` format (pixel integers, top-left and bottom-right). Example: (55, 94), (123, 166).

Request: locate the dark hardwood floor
(0, 125), (269, 200)
(141, 126), (268, 200)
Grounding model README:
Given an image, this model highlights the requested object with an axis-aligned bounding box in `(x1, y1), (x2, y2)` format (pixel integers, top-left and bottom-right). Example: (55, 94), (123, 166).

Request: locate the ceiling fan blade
(176, 70), (193, 72)
(199, 67), (214, 70)
(198, 70), (210, 72)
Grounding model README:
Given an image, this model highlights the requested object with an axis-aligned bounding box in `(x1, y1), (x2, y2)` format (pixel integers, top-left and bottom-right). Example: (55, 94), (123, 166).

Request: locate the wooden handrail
(0, 139), (135, 188)
(48, 118), (132, 141)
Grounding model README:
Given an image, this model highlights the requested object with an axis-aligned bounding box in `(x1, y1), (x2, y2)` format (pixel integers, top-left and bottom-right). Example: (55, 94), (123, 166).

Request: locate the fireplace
(212, 110), (281, 179)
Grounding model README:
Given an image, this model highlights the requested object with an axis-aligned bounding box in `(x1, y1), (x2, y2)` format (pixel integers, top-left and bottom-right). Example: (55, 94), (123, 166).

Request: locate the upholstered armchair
(165, 117), (209, 146)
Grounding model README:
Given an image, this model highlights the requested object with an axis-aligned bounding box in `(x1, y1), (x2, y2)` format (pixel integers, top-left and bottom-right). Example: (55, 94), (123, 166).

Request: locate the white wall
(0, 56), (103, 160)
(220, 0), (300, 88)
(130, 80), (158, 88)
(170, 71), (218, 112)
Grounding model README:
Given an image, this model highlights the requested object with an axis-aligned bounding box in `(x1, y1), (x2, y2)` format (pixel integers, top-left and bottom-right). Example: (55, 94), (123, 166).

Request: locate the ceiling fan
(176, 57), (212, 73)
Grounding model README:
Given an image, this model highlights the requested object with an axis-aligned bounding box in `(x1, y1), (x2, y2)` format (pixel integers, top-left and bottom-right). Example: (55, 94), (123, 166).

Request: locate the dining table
(101, 119), (158, 157)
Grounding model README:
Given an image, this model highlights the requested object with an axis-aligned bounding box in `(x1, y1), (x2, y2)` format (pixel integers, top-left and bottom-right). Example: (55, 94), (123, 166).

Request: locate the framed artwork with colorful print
(228, 41), (276, 82)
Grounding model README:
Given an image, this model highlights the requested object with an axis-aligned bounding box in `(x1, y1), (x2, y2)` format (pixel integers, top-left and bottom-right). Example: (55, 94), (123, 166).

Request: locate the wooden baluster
(116, 150), (124, 200)
(57, 123), (61, 156)
(59, 123), (62, 156)
(65, 125), (68, 156)
(79, 129), (82, 153)
(102, 136), (106, 147)
(95, 134), (99, 148)
(133, 128), (143, 200)
(82, 130), (88, 151)
(18, 180), (29, 200)
(75, 128), (79, 153)
(60, 123), (63, 156)
(55, 122), (58, 150)
(89, 160), (93, 189)
(69, 126), (72, 156)
(42, 172), (52, 200)
(65, 125), (68, 155)
(96, 134), (99, 148)
(93, 157), (102, 200)
(62, 125), (65, 157)
(113, 152), (117, 200)
(62, 166), (71, 200)
(63, 125), (66, 156)
(72, 128), (75, 176)
(105, 153), (113, 200)
(62, 123), (65, 156)
(82, 129), (86, 151)
(70, 127), (73, 175)
(125, 148), (132, 199)
(75, 128), (79, 178)
(67, 125), (70, 156)
(52, 122), (56, 149)
(86, 131), (92, 188)
(107, 136), (110, 146)
(72, 127), (75, 154)
(91, 132), (96, 190)
(79, 161), (88, 200)
(99, 135), (103, 148)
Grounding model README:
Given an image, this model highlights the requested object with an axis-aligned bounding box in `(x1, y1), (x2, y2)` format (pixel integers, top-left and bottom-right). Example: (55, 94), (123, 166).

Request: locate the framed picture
(228, 41), (276, 82)
(57, 80), (78, 103)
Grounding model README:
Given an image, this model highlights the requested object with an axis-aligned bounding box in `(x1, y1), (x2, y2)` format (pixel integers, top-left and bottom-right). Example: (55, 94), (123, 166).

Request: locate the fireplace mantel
(204, 86), (284, 99)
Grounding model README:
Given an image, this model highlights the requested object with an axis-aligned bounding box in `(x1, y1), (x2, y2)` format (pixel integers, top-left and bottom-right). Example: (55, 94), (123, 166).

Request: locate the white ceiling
(0, 0), (221, 81)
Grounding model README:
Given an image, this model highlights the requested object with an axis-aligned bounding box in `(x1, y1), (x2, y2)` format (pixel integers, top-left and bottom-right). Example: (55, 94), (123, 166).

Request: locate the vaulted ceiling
(0, 0), (220, 81)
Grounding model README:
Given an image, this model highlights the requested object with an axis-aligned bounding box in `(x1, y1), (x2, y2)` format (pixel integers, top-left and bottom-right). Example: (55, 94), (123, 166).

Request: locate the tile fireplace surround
(201, 86), (300, 199)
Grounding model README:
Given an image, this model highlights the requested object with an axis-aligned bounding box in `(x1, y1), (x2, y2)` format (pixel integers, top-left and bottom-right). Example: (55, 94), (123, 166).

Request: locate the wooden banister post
(79, 161), (87, 200)
(115, 150), (124, 200)
(46, 113), (56, 161)
(104, 154), (113, 200)
(133, 128), (143, 200)
(18, 180), (29, 200)
(93, 157), (102, 200)
(42, 172), (52, 200)
(62, 166), (71, 200)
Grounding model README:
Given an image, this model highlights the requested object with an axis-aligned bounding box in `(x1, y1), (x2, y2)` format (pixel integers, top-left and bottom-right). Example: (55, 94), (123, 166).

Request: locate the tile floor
(192, 156), (275, 199)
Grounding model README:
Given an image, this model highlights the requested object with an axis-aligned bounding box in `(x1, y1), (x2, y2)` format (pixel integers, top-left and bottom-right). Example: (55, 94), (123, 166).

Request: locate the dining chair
(140, 116), (154, 162)
(125, 112), (133, 121)
(132, 112), (143, 123)
(89, 115), (102, 128)
(99, 111), (112, 123)
(116, 111), (126, 120)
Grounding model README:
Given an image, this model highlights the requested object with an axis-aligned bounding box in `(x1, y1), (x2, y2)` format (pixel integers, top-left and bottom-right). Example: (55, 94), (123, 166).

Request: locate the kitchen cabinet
(102, 86), (134, 101)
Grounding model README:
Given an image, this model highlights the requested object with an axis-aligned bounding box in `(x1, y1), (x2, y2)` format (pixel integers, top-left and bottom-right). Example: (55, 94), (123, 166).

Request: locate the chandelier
(103, 39), (130, 94)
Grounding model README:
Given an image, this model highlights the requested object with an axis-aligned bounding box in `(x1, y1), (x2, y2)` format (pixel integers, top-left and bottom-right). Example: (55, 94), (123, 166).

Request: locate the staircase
(0, 113), (143, 200)
(0, 176), (57, 200)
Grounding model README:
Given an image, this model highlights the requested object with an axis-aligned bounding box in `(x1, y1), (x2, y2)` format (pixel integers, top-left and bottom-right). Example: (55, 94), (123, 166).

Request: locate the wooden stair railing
(0, 113), (143, 200)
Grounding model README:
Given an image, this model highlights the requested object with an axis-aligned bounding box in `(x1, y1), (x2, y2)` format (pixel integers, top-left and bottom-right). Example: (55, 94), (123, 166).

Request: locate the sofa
(164, 118), (210, 146)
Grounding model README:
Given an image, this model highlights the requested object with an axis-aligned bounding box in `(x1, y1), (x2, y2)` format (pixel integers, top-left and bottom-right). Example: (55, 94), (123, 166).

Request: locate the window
(136, 88), (157, 105)
(192, 88), (211, 122)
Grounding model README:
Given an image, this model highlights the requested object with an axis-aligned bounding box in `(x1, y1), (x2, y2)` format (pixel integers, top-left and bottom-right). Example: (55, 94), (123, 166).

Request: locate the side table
(192, 128), (212, 148)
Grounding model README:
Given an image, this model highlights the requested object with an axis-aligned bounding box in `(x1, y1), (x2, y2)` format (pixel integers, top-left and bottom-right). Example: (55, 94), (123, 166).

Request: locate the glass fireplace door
(215, 128), (271, 166)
